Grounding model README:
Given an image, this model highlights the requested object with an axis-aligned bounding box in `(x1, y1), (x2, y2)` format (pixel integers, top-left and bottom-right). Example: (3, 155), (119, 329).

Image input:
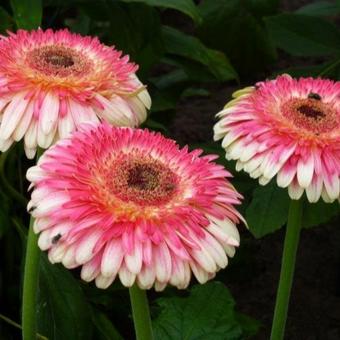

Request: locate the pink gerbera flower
(26, 123), (243, 290)
(214, 75), (340, 203)
(0, 29), (151, 158)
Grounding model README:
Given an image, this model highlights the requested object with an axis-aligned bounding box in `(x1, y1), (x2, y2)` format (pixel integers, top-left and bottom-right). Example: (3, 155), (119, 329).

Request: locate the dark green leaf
(143, 118), (168, 132)
(198, 0), (277, 76)
(235, 313), (262, 338)
(0, 7), (13, 33)
(245, 0), (279, 17)
(37, 255), (93, 340)
(0, 191), (11, 238)
(246, 182), (290, 238)
(181, 87), (210, 98)
(150, 66), (188, 89)
(10, 0), (42, 29)
(303, 200), (340, 229)
(162, 57), (220, 83)
(153, 282), (258, 340)
(65, 10), (91, 35)
(274, 58), (340, 79)
(295, 1), (340, 17)
(81, 2), (164, 77)
(162, 26), (238, 81)
(121, 0), (201, 22)
(264, 14), (340, 56)
(92, 309), (123, 340)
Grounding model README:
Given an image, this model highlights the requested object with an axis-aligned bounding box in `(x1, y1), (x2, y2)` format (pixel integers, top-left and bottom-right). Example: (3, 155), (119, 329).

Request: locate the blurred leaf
(10, 0), (42, 29)
(162, 25), (238, 81)
(0, 7), (13, 33)
(295, 1), (340, 16)
(92, 309), (123, 340)
(153, 282), (259, 339)
(162, 56), (220, 82)
(181, 87), (210, 98)
(264, 14), (340, 56)
(246, 182), (290, 238)
(143, 118), (168, 132)
(37, 255), (93, 340)
(303, 200), (339, 229)
(150, 67), (188, 89)
(121, 0), (201, 22)
(275, 58), (340, 79)
(82, 2), (164, 77)
(0, 191), (11, 238)
(235, 313), (262, 338)
(245, 0), (279, 17)
(198, 0), (277, 77)
(65, 10), (91, 35)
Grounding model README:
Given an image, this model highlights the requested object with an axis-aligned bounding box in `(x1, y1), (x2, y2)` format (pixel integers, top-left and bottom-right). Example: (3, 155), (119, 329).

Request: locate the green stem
(0, 313), (48, 340)
(22, 148), (44, 340)
(270, 199), (303, 340)
(129, 284), (154, 340)
(22, 216), (40, 340)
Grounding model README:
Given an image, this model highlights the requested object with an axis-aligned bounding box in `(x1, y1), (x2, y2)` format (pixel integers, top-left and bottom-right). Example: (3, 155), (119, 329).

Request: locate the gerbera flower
(214, 75), (340, 203)
(0, 29), (151, 158)
(26, 123), (243, 290)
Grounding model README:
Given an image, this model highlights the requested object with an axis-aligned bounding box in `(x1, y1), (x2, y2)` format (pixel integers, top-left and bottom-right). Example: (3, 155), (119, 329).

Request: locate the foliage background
(0, 0), (339, 339)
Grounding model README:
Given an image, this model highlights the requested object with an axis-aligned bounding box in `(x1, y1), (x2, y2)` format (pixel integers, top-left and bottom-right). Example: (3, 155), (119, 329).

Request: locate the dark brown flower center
(127, 164), (159, 191)
(297, 105), (325, 119)
(93, 155), (179, 207)
(44, 53), (74, 68)
(27, 45), (93, 77)
(281, 97), (338, 134)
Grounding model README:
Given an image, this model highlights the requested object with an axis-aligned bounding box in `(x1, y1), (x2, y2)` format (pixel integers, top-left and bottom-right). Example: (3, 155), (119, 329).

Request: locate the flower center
(281, 96), (338, 134)
(92, 154), (179, 207)
(297, 105), (325, 119)
(127, 164), (159, 191)
(44, 53), (74, 68)
(27, 45), (93, 77)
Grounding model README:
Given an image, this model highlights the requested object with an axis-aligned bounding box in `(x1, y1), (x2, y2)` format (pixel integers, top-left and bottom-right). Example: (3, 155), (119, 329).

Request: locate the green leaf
(153, 282), (259, 339)
(246, 182), (290, 238)
(264, 14), (340, 56)
(303, 200), (340, 229)
(37, 255), (93, 340)
(92, 309), (124, 340)
(162, 26), (238, 81)
(143, 118), (168, 132)
(0, 7), (13, 33)
(65, 10), (91, 35)
(80, 2), (164, 77)
(274, 58), (340, 79)
(121, 0), (201, 22)
(197, 0), (277, 76)
(0, 191), (11, 238)
(10, 0), (42, 29)
(181, 87), (210, 98)
(245, 0), (279, 17)
(235, 313), (262, 338)
(295, 1), (340, 17)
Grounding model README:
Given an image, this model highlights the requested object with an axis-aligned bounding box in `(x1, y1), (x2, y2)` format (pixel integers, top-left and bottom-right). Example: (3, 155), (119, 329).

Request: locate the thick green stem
(270, 199), (303, 340)
(22, 148), (44, 340)
(22, 216), (40, 340)
(129, 284), (154, 340)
